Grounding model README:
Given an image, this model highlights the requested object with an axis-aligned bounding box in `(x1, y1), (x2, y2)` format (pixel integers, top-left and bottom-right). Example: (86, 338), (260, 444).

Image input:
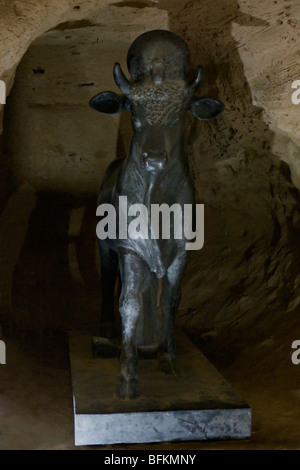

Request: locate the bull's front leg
(117, 250), (148, 399)
(159, 251), (189, 375)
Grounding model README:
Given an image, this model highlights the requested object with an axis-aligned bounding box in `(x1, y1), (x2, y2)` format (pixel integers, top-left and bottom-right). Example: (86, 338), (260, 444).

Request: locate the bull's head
(90, 30), (224, 172)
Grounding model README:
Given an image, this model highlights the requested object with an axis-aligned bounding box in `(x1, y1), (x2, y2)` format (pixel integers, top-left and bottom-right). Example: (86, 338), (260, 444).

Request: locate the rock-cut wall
(0, 0), (299, 358)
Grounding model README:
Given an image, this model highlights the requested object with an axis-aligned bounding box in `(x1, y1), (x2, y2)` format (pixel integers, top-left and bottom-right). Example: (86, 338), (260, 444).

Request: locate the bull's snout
(141, 151), (168, 172)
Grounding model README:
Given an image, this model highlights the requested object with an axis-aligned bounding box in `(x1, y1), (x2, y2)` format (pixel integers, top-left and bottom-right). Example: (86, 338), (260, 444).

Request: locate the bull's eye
(132, 118), (142, 130)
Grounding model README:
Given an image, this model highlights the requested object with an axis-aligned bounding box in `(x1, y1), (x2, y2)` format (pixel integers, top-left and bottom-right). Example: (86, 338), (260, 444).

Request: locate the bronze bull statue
(90, 30), (223, 399)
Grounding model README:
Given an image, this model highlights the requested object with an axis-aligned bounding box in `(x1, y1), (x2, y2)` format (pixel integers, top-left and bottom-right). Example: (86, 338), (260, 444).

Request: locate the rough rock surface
(0, 0), (300, 449)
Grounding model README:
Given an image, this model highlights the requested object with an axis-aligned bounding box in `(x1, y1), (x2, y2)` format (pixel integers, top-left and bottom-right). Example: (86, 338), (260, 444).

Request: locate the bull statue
(89, 30), (223, 399)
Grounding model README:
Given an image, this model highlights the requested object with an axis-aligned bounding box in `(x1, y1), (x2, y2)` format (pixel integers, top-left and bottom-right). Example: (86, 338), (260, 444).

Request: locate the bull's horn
(186, 65), (203, 94)
(114, 62), (132, 96)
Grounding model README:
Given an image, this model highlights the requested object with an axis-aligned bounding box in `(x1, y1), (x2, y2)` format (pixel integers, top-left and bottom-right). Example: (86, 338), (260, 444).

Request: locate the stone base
(69, 331), (251, 446)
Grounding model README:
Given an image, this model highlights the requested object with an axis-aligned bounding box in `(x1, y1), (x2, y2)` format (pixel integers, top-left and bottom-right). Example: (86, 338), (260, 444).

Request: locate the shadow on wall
(0, 186), (102, 333)
(11, 192), (101, 331)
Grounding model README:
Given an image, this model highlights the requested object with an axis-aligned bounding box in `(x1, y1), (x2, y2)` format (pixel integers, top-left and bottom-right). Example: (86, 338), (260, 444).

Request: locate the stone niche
(0, 0), (299, 352)
(1, 0), (300, 449)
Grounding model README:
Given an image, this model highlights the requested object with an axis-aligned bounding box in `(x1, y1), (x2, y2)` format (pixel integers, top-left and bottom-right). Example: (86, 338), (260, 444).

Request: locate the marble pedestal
(69, 331), (251, 446)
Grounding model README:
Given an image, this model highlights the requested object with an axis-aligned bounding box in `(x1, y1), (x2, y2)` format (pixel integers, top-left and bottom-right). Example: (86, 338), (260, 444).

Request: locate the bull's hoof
(92, 337), (120, 358)
(159, 353), (180, 376)
(117, 376), (139, 399)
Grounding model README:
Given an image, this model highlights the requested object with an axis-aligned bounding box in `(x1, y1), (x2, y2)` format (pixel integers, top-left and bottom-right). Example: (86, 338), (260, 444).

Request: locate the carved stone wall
(0, 0), (299, 361)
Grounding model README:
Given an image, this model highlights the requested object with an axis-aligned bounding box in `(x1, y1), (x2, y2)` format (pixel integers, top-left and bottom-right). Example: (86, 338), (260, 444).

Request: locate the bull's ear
(89, 91), (130, 114)
(190, 97), (224, 120)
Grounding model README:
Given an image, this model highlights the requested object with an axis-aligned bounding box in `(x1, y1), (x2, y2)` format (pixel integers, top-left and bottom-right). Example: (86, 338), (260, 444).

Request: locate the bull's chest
(113, 169), (194, 278)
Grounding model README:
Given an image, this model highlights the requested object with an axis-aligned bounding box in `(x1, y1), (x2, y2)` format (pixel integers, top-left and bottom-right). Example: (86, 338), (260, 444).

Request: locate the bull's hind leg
(159, 251), (189, 375)
(92, 241), (119, 358)
(117, 250), (149, 399)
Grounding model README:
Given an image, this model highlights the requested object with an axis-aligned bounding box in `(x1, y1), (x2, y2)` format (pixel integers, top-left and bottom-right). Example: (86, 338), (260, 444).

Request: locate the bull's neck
(121, 134), (190, 206)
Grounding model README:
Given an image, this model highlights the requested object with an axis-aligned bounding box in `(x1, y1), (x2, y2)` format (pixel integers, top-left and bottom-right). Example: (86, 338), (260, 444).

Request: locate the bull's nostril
(141, 151), (168, 171)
